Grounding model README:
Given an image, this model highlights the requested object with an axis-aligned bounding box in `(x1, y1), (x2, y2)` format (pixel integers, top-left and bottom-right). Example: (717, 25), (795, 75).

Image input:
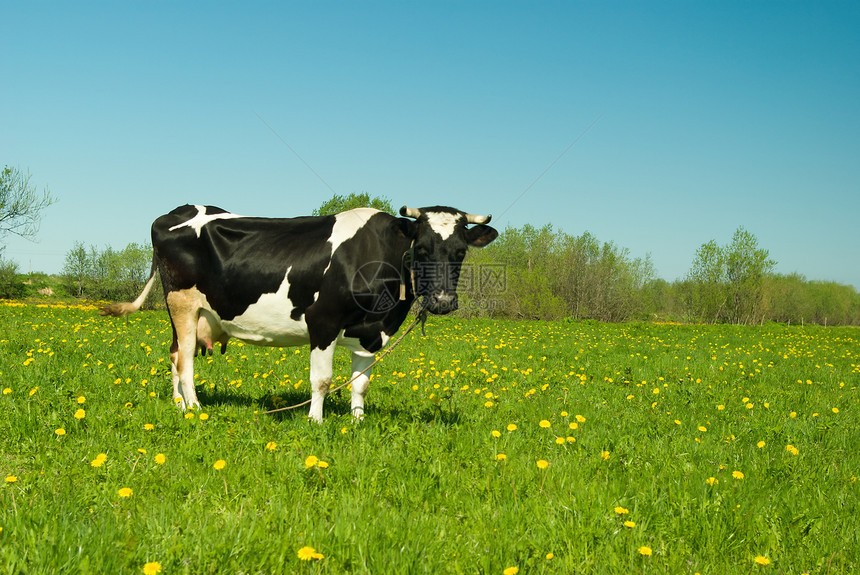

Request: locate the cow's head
(398, 205), (498, 314)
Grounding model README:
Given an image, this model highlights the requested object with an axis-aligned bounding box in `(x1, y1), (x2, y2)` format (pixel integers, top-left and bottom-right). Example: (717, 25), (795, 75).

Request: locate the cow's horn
(400, 206), (422, 219)
(465, 213), (492, 225)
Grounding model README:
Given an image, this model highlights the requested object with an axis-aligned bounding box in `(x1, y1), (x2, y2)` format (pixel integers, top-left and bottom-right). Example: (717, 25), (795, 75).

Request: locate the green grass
(1, 302), (857, 574)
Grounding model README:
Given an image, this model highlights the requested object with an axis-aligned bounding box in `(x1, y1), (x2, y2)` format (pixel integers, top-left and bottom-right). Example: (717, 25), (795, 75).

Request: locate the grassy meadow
(0, 301), (857, 574)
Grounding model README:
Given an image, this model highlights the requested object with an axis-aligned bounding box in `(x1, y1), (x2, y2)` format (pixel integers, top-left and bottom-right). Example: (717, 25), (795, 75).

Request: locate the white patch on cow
(425, 211), (461, 240)
(169, 205), (244, 238)
(217, 267), (311, 346)
(330, 208), (379, 251)
(320, 208), (380, 277)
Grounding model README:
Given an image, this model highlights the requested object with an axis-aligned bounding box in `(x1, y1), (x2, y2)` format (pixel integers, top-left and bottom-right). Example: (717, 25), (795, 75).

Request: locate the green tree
(312, 192), (394, 216)
(0, 166), (56, 244)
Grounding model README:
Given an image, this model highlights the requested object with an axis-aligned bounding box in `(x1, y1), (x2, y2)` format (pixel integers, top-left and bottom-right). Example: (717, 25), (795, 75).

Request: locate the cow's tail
(99, 256), (158, 317)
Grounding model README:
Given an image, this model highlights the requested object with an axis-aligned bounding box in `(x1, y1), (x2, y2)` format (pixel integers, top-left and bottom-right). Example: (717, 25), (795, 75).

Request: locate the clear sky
(2, 1), (858, 288)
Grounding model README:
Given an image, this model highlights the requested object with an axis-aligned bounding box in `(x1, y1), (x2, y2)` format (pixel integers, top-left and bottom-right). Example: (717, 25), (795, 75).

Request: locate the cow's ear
(465, 224), (498, 248)
(392, 217), (417, 239)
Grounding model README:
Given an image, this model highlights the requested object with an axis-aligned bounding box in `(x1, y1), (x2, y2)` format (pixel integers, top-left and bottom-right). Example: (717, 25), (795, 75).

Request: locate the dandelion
(297, 546), (324, 560)
(601, 450), (610, 460)
(614, 506), (629, 514)
(184, 412), (195, 419)
(29, 387), (38, 396)
(624, 520), (636, 528)
(786, 445), (799, 455)
(341, 427), (349, 434)
(575, 415), (586, 423)
(638, 546), (652, 556)
(757, 441), (766, 448)
(491, 430), (501, 438)
(717, 404), (725, 410)
(555, 437), (565, 445)
(503, 567), (519, 575)
(495, 454), (507, 461)
(143, 423), (155, 431)
(118, 487), (133, 498)
(77, 396), (86, 404)
(143, 561), (162, 575)
(754, 555), (771, 566)
(536, 459), (549, 470)
(706, 477), (718, 486)
(789, 411), (797, 418)
(305, 455), (319, 469)
(266, 441), (277, 451)
(55, 428), (66, 436)
(2, 388), (10, 395)
(318, 461), (329, 469)
(213, 459), (226, 470)
(91, 454), (107, 467)
(539, 419), (551, 428)
(732, 470), (744, 480)
(199, 413), (209, 421)
(569, 422), (579, 430)
(546, 552), (554, 559)
(154, 453), (166, 465)
(697, 425), (707, 432)
(4, 475), (17, 483)
(506, 424), (517, 432)
(832, 407), (839, 414)
(484, 401), (494, 408)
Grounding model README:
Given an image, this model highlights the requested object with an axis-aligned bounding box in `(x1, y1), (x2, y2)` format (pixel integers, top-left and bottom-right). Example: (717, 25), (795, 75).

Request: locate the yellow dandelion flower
(484, 401), (494, 408)
(143, 423), (155, 431)
(638, 546), (652, 556)
(706, 477), (718, 486)
(539, 419), (551, 428)
(575, 415), (586, 423)
(266, 441), (277, 451)
(297, 546), (324, 560)
(117, 487), (133, 498)
(698, 425), (707, 432)
(506, 423), (517, 432)
(546, 552), (554, 559)
(503, 567), (519, 575)
(754, 555), (770, 566)
(304, 455), (319, 469)
(624, 520), (636, 528)
(184, 412), (195, 419)
(495, 453), (507, 461)
(55, 428), (66, 436)
(318, 461), (329, 469)
(757, 441), (766, 448)
(491, 430), (501, 438)
(2, 387), (11, 395)
(143, 561), (162, 575)
(4, 475), (17, 483)
(717, 404), (725, 410)
(340, 427), (349, 434)
(789, 411), (797, 418)
(832, 407), (839, 414)
(213, 459), (226, 470)
(555, 437), (565, 445)
(29, 387), (38, 396)
(154, 453), (166, 465)
(786, 445), (799, 455)
(569, 422), (578, 430)
(77, 396), (86, 404)
(536, 459), (549, 470)
(601, 450), (610, 460)
(732, 470), (744, 480)
(614, 506), (629, 514)
(199, 413), (209, 421)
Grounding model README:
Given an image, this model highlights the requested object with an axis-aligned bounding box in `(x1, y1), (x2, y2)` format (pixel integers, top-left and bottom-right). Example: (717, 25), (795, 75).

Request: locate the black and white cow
(100, 204), (497, 421)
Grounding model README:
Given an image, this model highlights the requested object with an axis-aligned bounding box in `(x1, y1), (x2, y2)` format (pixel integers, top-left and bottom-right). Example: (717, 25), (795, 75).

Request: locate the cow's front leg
(349, 351), (374, 420)
(308, 345), (335, 423)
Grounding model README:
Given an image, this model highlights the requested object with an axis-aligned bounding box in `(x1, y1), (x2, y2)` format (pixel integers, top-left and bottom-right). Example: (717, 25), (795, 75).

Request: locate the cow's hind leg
(349, 351), (374, 420)
(308, 345), (335, 423)
(166, 290), (202, 410)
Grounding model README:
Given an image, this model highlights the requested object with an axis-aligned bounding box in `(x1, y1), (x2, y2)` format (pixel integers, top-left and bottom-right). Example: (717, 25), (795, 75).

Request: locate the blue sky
(2, 1), (858, 288)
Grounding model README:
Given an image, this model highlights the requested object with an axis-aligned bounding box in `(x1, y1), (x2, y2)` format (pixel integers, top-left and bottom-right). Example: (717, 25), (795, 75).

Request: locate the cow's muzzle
(425, 292), (458, 315)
